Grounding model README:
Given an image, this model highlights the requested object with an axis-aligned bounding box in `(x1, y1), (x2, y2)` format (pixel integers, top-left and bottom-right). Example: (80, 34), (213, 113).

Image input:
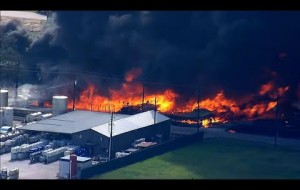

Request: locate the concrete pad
(0, 153), (59, 179)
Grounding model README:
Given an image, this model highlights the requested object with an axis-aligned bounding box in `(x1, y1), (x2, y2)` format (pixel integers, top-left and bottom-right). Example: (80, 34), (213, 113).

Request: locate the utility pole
(142, 83), (145, 111)
(275, 96), (279, 149)
(73, 74), (77, 111)
(154, 96), (157, 124)
(197, 87), (200, 133)
(108, 111), (114, 160)
(14, 62), (20, 103)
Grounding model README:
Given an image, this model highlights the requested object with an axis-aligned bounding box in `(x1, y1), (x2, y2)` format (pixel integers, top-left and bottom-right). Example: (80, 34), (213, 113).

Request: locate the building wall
(111, 120), (170, 155)
(72, 130), (109, 156)
(71, 120), (170, 158)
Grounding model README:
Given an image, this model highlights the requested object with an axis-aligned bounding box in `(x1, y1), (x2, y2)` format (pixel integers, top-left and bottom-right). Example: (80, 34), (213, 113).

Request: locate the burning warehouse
(18, 110), (170, 157)
(1, 11), (300, 140)
(169, 109), (216, 128)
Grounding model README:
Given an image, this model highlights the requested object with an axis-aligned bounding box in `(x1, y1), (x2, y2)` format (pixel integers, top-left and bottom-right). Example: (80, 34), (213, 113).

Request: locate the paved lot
(0, 153), (59, 179)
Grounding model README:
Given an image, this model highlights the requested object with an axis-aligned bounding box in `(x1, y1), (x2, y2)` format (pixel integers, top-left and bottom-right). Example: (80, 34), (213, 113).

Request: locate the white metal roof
(19, 110), (129, 134)
(92, 110), (170, 137)
(60, 155), (92, 162)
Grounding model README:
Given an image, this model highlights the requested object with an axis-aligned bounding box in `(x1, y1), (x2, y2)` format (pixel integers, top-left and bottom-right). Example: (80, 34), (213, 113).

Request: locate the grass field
(95, 138), (300, 179)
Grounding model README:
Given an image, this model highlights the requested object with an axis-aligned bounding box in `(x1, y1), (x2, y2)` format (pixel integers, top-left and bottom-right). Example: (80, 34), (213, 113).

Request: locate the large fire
(68, 68), (178, 113)
(45, 68), (290, 126)
(175, 81), (289, 121)
(69, 84), (178, 113)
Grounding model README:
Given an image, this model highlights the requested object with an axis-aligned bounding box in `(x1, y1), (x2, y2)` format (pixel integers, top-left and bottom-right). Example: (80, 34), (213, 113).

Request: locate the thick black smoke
(2, 11), (300, 105)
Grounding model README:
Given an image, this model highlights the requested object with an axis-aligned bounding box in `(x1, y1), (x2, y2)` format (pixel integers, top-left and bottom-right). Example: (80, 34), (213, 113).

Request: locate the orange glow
(29, 100), (39, 107)
(44, 102), (51, 108)
(278, 86), (289, 97)
(174, 91), (239, 118)
(70, 81), (288, 122)
(242, 101), (277, 118)
(70, 84), (178, 113)
(176, 81), (289, 121)
(259, 82), (274, 96)
(200, 91), (240, 113)
(178, 117), (222, 128)
(258, 81), (289, 99)
(67, 68), (179, 113)
(125, 68), (142, 82)
(180, 120), (197, 125)
(43, 68), (289, 127)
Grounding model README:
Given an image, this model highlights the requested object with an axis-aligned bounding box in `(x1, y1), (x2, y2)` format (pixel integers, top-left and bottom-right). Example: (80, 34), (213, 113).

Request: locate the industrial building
(19, 110), (171, 158)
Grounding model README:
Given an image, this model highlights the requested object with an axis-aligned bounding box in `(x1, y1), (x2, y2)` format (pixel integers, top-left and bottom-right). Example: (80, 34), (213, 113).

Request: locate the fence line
(80, 132), (204, 179)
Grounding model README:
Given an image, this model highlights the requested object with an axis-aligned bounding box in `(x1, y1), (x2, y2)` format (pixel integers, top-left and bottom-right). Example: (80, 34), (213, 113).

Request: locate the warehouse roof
(19, 110), (129, 134)
(92, 110), (170, 137)
(170, 109), (214, 119)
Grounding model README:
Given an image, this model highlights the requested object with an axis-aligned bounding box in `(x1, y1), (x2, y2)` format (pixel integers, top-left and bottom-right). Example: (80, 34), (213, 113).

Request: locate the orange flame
(176, 81), (289, 121)
(125, 68), (142, 82)
(180, 117), (223, 128)
(259, 82), (274, 96)
(69, 83), (178, 113)
(180, 120), (197, 125)
(44, 102), (51, 108)
(69, 81), (288, 122)
(44, 67), (289, 127)
(68, 68), (179, 113)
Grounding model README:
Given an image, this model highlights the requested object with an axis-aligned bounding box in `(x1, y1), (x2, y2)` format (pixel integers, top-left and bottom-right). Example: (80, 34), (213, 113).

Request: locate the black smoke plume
(1, 11), (300, 107)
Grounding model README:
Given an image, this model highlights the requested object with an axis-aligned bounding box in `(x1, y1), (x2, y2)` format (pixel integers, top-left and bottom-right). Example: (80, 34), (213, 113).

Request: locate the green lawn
(95, 138), (300, 179)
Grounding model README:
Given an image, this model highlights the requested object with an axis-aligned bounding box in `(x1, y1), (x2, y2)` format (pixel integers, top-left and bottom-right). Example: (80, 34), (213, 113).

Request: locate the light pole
(108, 111), (114, 160)
(274, 95), (279, 149)
(73, 74), (77, 111)
(154, 96), (157, 124)
(197, 88), (200, 133)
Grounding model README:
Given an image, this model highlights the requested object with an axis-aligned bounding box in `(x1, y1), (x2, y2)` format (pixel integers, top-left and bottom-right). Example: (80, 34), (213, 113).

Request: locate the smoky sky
(2, 11), (300, 101)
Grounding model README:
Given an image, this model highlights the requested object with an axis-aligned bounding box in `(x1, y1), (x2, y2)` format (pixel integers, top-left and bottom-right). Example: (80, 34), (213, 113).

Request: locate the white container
(1, 167), (8, 179)
(4, 140), (13, 146)
(2, 107), (13, 126)
(0, 134), (7, 141)
(8, 168), (19, 176)
(0, 89), (9, 107)
(41, 113), (52, 120)
(52, 96), (68, 116)
(45, 147), (67, 157)
(115, 152), (130, 158)
(0, 110), (3, 126)
(26, 112), (42, 123)
(20, 144), (30, 153)
(11, 146), (21, 153)
(42, 148), (53, 156)
(64, 150), (71, 156)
